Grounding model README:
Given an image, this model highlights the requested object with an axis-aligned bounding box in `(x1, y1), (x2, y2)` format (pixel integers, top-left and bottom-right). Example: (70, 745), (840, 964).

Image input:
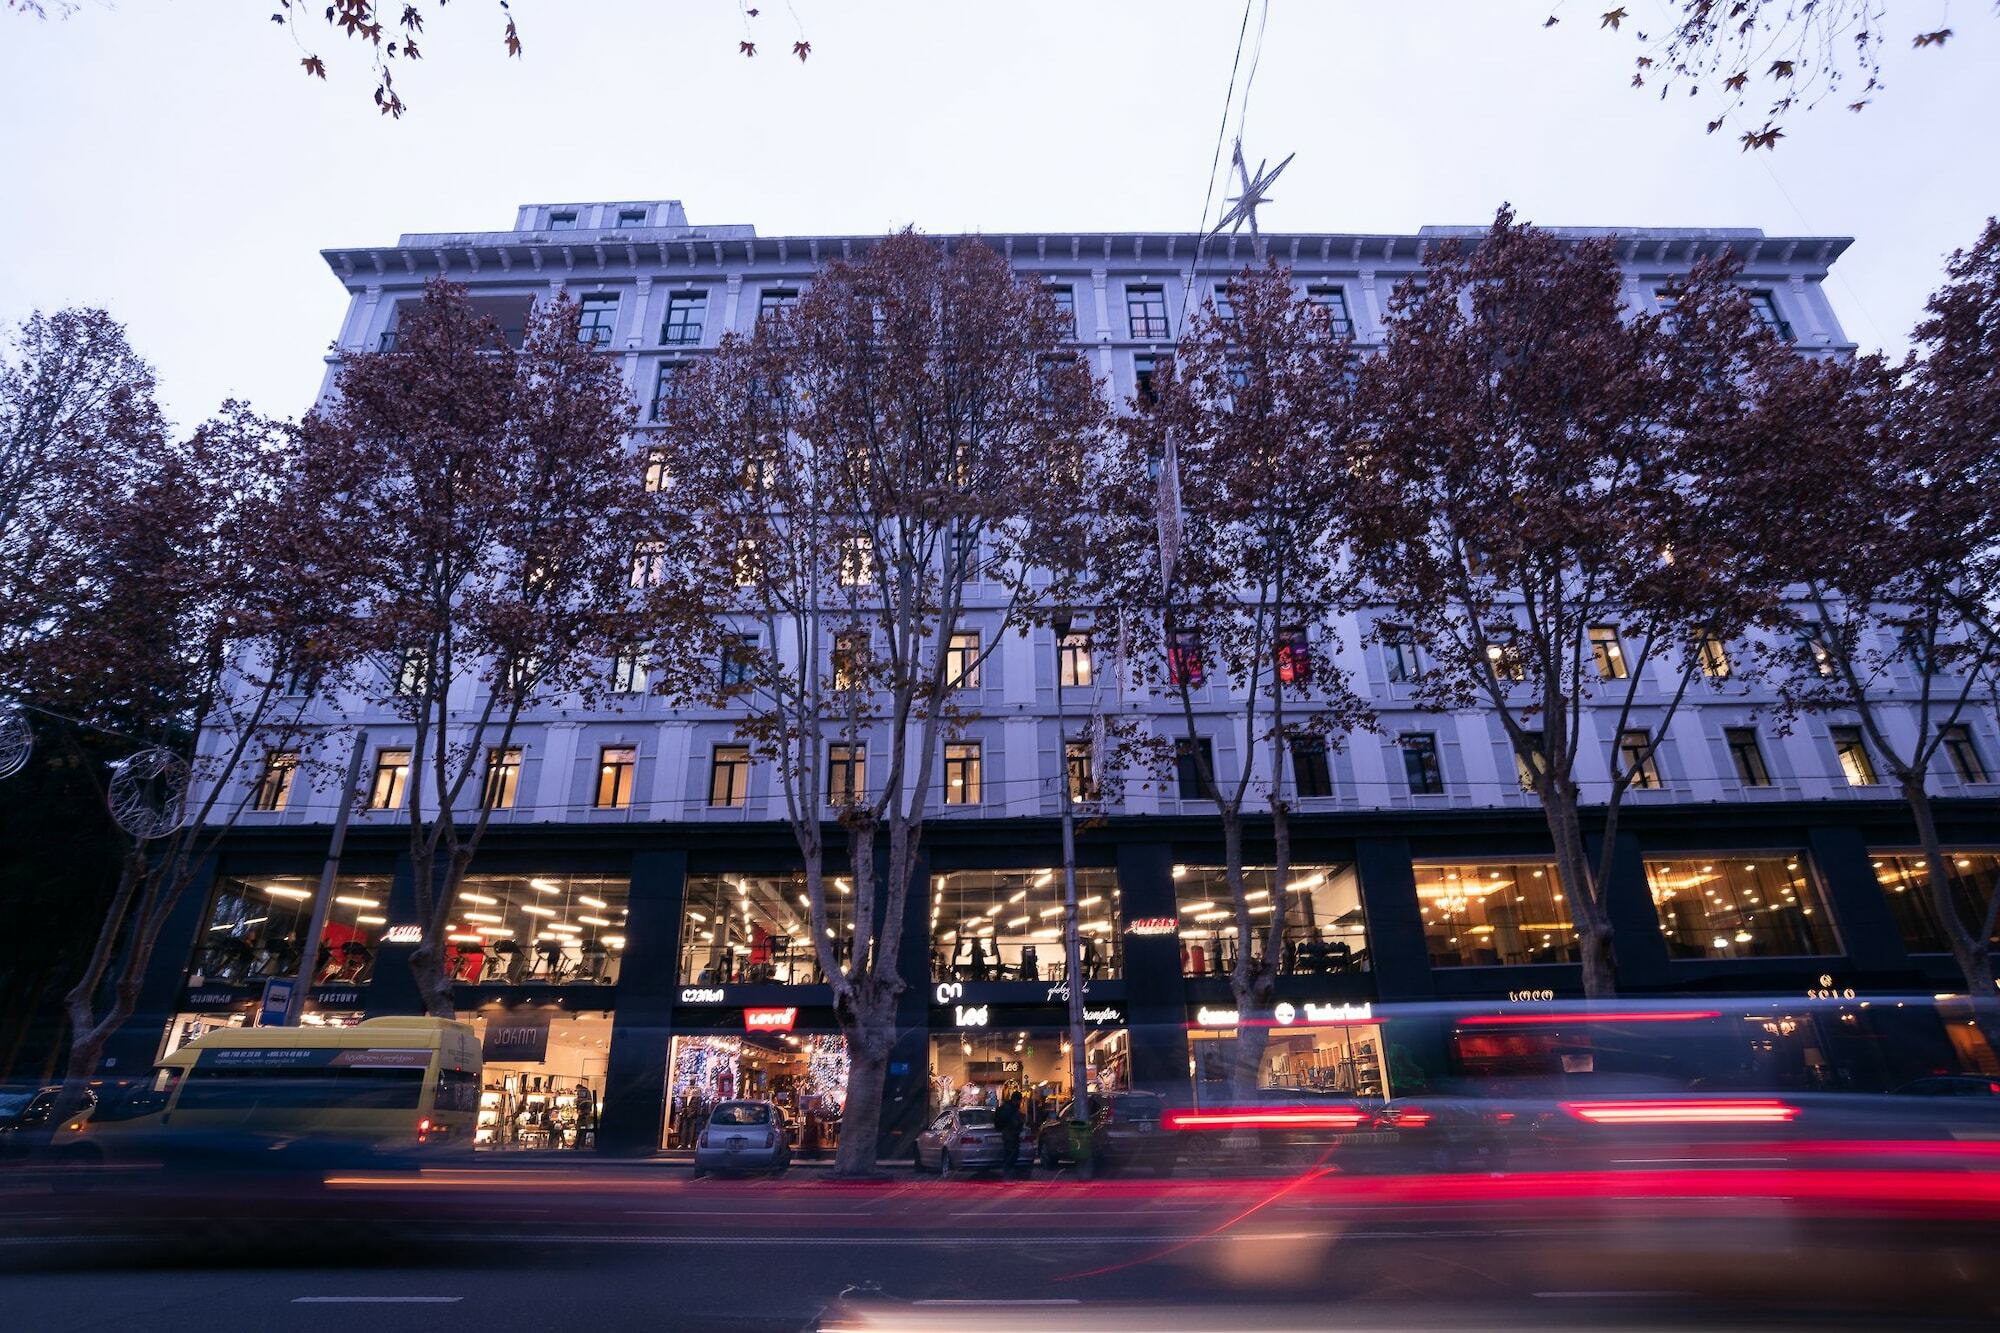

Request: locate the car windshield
(956, 1108), (995, 1127)
(0, 1093), (30, 1116)
(709, 1102), (771, 1126)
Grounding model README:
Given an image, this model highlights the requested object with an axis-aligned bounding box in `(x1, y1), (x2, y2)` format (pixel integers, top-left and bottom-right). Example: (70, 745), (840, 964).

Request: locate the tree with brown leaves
(651, 232), (1101, 1176)
(1352, 209), (1789, 998)
(1098, 262), (1373, 1092)
(306, 279), (651, 1018)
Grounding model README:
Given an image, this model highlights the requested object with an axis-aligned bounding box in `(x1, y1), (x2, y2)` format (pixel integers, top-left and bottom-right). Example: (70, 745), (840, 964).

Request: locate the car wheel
(691, 1165), (707, 1180)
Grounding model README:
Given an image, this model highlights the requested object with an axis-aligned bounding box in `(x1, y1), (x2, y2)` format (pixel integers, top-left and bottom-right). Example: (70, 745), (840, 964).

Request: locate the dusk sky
(2, 1), (1994, 427)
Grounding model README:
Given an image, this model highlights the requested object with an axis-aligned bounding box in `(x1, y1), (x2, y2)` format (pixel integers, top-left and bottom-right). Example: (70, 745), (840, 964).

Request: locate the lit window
(252, 751), (298, 813)
(368, 749), (410, 810)
(1065, 738), (1098, 803)
(1645, 855), (1837, 958)
(482, 746), (522, 811)
(1167, 629), (1204, 688)
(1873, 852), (2000, 954)
(1417, 862), (1571, 967)
(392, 648), (430, 698)
(1276, 627), (1312, 686)
(838, 533), (874, 586)
(596, 746), (637, 810)
(832, 631), (866, 691)
(642, 447), (669, 493)
(708, 745), (750, 809)
(946, 631), (980, 690)
(828, 744), (866, 806)
(662, 291), (707, 346)
(1514, 732), (1542, 793)
(1725, 727), (1772, 787)
(944, 742), (982, 806)
(1588, 626), (1628, 681)
(1696, 630), (1732, 680)
(577, 292), (618, 346)
(1831, 726), (1877, 786)
(1059, 632), (1093, 688)
(1175, 864), (1365, 978)
(1485, 628), (1526, 683)
(1618, 728), (1663, 789)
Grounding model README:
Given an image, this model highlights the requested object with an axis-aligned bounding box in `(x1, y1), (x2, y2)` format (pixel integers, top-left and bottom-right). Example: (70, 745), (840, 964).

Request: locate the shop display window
(931, 868), (1122, 983)
(442, 874), (629, 986)
(665, 1033), (848, 1155)
(187, 874), (393, 988)
(928, 1028), (1127, 1132)
(1416, 861), (1574, 967)
(679, 873), (854, 985)
(1871, 851), (2000, 953)
(1173, 864), (1366, 978)
(1645, 855), (1839, 958)
(1189, 1021), (1388, 1101)
(469, 1009), (611, 1149)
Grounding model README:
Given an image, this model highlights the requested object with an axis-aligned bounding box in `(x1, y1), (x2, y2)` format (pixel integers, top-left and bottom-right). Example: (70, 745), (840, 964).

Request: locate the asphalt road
(4, 1162), (1998, 1331)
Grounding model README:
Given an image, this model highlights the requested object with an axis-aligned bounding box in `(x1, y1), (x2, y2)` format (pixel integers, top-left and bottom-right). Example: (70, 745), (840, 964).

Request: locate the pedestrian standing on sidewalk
(995, 1090), (1025, 1178)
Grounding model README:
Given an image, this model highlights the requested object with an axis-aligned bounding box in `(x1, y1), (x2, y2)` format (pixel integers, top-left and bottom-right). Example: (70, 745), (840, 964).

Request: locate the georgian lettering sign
(934, 981), (965, 1004)
(1508, 989), (1556, 1003)
(680, 986), (726, 1003)
(1805, 973), (1856, 1000)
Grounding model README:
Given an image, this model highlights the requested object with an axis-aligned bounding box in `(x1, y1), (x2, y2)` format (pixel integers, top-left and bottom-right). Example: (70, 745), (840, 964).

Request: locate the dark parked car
(1892, 1076), (2000, 1098)
(1035, 1092), (1177, 1175)
(692, 1100), (791, 1177)
(915, 1105), (1009, 1173)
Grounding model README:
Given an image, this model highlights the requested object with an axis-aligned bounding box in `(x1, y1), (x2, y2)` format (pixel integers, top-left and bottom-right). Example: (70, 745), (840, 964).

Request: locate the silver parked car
(692, 1100), (791, 1177)
(913, 1105), (1008, 1173)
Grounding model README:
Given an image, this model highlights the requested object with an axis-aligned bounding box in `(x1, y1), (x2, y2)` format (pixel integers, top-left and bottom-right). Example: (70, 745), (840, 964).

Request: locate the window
(393, 648), (429, 698)
(1726, 727), (1773, 787)
(1126, 285), (1170, 340)
(935, 867), (1124, 983)
(1696, 630), (1732, 680)
(1514, 732), (1543, 793)
(446, 873), (629, 987)
(943, 742), (982, 805)
(679, 871), (846, 985)
(1645, 855), (1837, 958)
(1464, 541), (1496, 577)
(1748, 291), (1793, 341)
(1485, 628), (1526, 683)
(1276, 627), (1312, 686)
(611, 650), (648, 694)
(1618, 728), (1663, 789)
(1211, 283), (1237, 323)
(828, 744), (866, 806)
(596, 746), (637, 809)
(1588, 625), (1628, 680)
(1133, 353), (1165, 404)
(948, 525), (979, 574)
(1418, 862), (1573, 967)
(252, 751), (297, 812)
(1400, 733), (1443, 795)
(577, 293), (618, 346)
(1653, 287), (1680, 331)
(1941, 724), (1988, 783)
(630, 540), (666, 588)
(1382, 624), (1420, 683)
(616, 208), (648, 229)
(1059, 632), (1093, 688)
(757, 288), (799, 323)
(187, 874), (394, 988)
(548, 210), (578, 231)
(1831, 726), (1877, 785)
(1801, 633), (1836, 677)
(277, 660), (314, 698)
(718, 634), (756, 692)
(1873, 852), (2000, 954)
(1065, 738), (1097, 802)
(368, 749), (410, 810)
(662, 290), (706, 346)
(501, 652), (539, 700)
(1045, 284), (1076, 337)
(837, 533), (874, 586)
(832, 631), (865, 691)
(1898, 625), (1934, 675)
(946, 631), (980, 690)
(1291, 737), (1332, 798)
(642, 447), (669, 492)
(1166, 629), (1204, 688)
(708, 745), (750, 808)
(482, 746), (522, 811)
(731, 538), (759, 588)
(1175, 864), (1366, 978)
(1306, 285), (1354, 335)
(651, 363), (682, 419)
(1175, 737), (1214, 800)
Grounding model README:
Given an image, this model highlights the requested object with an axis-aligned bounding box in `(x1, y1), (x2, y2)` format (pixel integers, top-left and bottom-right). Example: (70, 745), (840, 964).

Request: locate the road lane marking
(292, 1297), (463, 1304)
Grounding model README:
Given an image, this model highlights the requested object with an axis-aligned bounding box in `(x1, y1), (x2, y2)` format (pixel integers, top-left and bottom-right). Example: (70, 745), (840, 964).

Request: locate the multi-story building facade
(117, 201), (2000, 1155)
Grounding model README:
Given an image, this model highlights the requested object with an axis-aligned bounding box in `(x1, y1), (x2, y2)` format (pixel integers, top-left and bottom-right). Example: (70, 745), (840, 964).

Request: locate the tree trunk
(831, 983), (896, 1178)
(1540, 784), (1618, 998)
(1902, 779), (2000, 1059)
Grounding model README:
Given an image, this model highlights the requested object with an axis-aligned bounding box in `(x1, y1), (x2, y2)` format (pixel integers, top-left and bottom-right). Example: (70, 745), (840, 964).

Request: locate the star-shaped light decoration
(1212, 138), (1295, 239)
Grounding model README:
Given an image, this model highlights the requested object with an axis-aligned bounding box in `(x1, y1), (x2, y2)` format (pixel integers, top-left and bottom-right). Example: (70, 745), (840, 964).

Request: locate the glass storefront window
(443, 874), (629, 987)
(931, 868), (1123, 983)
(1173, 865), (1366, 978)
(679, 874), (853, 985)
(928, 1028), (1127, 1127)
(468, 1009), (611, 1149)
(1872, 852), (2000, 953)
(1646, 855), (1838, 958)
(665, 1033), (849, 1153)
(188, 874), (393, 987)
(1189, 1021), (1388, 1101)
(1416, 862), (1574, 967)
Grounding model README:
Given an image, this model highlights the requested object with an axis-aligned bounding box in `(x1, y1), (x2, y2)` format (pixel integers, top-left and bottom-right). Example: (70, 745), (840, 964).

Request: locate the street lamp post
(1051, 607), (1090, 1172)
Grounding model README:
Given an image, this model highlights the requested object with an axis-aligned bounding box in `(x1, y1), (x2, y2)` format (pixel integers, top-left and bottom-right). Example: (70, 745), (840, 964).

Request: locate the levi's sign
(744, 1007), (798, 1033)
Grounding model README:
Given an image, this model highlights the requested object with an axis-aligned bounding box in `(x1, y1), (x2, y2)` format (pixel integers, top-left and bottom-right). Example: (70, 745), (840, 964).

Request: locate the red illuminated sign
(743, 1007), (798, 1033)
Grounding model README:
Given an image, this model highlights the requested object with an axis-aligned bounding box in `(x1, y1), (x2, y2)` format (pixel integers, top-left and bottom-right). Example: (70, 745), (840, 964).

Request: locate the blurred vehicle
(1166, 1089), (1382, 1170)
(46, 1078), (172, 1163)
(914, 1105), (1006, 1174)
(1342, 1097), (1512, 1173)
(0, 1085), (95, 1159)
(1891, 1075), (2000, 1098)
(1034, 1092), (1178, 1175)
(693, 1099), (791, 1177)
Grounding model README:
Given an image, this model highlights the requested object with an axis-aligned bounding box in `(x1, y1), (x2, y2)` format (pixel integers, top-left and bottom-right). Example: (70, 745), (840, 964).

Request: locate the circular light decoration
(0, 710), (30, 780)
(108, 747), (191, 839)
